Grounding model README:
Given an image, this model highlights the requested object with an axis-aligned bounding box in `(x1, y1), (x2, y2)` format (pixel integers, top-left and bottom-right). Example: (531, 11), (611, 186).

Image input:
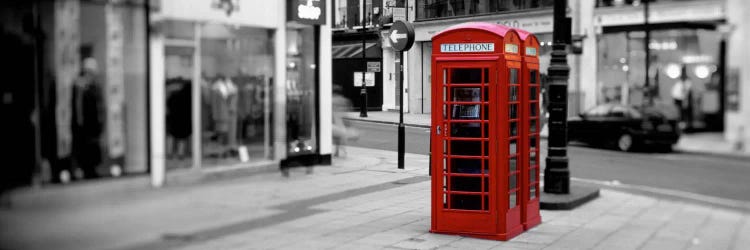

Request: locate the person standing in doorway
(671, 65), (692, 130)
(71, 58), (105, 179)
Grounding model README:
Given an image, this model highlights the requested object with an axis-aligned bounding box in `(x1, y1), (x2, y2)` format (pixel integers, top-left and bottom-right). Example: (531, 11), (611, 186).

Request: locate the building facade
(0, 0), (333, 189)
(577, 0), (750, 153)
(401, 0), (750, 152)
(332, 0), (389, 111)
(725, 0), (750, 152)
(587, 0), (726, 131)
(404, 0), (562, 119)
(150, 0), (333, 186)
(1, 0), (151, 187)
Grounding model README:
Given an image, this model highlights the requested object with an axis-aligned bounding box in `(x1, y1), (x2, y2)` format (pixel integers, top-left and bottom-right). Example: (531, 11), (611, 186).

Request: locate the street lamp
(359, 0), (368, 117)
(540, 0), (599, 210)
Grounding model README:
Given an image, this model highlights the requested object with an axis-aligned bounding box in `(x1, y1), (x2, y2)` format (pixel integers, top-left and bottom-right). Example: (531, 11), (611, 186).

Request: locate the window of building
(595, 0), (713, 8)
(162, 21), (275, 169)
(416, 0), (554, 20)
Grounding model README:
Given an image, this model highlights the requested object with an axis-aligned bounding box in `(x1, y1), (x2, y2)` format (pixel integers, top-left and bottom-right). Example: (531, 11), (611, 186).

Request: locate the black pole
(359, 3), (368, 117)
(644, 0), (652, 106)
(718, 38), (726, 129)
(32, 0), (43, 185)
(544, 0), (571, 194)
(398, 0), (410, 170)
(144, 0), (152, 172)
(398, 51), (405, 169)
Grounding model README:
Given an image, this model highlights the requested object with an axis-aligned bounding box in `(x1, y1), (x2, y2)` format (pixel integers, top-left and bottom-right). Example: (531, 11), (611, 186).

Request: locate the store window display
(596, 29), (722, 131)
(199, 24), (274, 166)
(62, 1), (149, 181)
(286, 24), (318, 156)
(162, 21), (274, 168)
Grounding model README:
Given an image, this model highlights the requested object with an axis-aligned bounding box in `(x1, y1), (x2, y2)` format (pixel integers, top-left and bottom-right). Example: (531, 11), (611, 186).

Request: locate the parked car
(568, 103), (680, 152)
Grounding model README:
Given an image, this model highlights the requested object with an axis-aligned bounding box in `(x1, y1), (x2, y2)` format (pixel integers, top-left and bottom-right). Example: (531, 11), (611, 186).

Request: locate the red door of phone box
(430, 22), (539, 241)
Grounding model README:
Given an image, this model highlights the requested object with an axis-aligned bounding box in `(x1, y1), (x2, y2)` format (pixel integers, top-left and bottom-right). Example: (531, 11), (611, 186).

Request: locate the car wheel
(617, 133), (634, 152)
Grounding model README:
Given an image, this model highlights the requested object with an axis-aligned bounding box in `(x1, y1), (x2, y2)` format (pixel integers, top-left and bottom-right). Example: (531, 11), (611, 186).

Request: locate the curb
(672, 148), (750, 162)
(343, 117), (431, 128)
(539, 184), (600, 210)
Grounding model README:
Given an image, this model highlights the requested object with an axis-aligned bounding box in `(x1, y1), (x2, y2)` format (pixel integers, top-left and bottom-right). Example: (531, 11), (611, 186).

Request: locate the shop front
(1, 0), (149, 187)
(597, 28), (723, 131)
(593, 0), (726, 132)
(331, 33), (384, 111)
(150, 0), (332, 186)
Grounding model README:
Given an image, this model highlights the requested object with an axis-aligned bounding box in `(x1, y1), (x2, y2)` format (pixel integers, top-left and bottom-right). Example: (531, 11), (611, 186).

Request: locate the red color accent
(430, 22), (540, 241)
(517, 29), (542, 231)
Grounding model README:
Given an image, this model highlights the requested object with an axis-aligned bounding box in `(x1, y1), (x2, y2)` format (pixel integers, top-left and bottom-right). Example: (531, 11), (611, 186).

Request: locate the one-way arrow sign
(389, 20), (415, 52)
(390, 30), (407, 43)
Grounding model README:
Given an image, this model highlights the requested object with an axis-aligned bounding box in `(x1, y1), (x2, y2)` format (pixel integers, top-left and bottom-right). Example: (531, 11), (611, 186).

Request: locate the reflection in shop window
(287, 24), (318, 156)
(162, 22), (275, 168)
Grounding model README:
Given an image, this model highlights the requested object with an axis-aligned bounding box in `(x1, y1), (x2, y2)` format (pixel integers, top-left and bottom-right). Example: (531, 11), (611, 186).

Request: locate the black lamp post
(359, 0), (368, 117)
(543, 0), (572, 194)
(540, 0), (599, 210)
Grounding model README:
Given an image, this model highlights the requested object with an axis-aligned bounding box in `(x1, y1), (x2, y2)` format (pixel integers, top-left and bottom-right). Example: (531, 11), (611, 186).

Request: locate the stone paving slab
(3, 146), (749, 250)
(168, 180), (750, 250)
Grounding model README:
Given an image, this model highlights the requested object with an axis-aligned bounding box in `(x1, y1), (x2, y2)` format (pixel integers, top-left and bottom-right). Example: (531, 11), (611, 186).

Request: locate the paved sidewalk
(346, 111), (750, 159)
(2, 146), (749, 250)
(675, 132), (748, 159)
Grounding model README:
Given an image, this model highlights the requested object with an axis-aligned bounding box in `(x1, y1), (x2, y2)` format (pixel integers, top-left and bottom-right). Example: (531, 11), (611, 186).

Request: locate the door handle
(436, 125), (441, 135)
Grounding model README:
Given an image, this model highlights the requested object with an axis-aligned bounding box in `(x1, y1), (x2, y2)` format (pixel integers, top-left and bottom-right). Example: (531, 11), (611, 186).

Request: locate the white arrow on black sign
(389, 20), (414, 52)
(390, 30), (407, 43)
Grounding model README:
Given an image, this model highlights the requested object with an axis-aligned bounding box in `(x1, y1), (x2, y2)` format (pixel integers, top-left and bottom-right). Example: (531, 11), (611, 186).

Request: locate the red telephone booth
(516, 29), (542, 230)
(430, 22), (529, 241)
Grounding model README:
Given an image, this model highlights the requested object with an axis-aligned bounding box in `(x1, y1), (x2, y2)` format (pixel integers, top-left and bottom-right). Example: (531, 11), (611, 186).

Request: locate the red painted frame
(430, 22), (531, 241)
(517, 29), (542, 230)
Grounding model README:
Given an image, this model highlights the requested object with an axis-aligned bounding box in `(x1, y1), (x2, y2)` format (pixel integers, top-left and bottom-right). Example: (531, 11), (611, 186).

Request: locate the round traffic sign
(389, 20), (415, 52)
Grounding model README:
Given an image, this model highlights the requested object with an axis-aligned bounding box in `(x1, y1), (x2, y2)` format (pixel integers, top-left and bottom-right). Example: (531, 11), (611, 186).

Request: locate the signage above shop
(594, 1), (723, 27)
(440, 43), (495, 53)
(367, 62), (381, 72)
(416, 14), (553, 42)
(288, 0), (326, 25)
(160, 0), (277, 29)
(211, 0), (240, 16)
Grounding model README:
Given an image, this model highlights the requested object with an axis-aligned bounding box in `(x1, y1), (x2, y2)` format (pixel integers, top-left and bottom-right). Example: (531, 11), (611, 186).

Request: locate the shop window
(286, 24), (318, 156)
(417, 0), (554, 21)
(162, 22), (275, 168)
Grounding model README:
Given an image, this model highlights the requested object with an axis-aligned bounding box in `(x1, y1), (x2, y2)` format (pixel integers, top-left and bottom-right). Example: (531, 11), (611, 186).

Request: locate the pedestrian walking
(332, 85), (357, 157)
(671, 64), (692, 130)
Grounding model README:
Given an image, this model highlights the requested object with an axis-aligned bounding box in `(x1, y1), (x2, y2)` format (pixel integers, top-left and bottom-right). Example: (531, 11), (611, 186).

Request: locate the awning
(332, 43), (380, 59)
